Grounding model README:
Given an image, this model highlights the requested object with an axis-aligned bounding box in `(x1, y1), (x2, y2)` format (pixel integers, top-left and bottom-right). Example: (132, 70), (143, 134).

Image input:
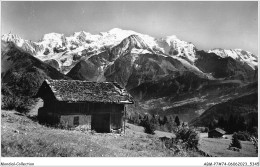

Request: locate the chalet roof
(41, 79), (134, 104)
(210, 128), (226, 134)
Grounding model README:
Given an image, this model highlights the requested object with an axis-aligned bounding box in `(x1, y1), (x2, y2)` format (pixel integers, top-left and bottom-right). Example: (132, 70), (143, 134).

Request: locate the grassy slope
(2, 108), (257, 157)
(198, 133), (257, 157)
(1, 109), (198, 157)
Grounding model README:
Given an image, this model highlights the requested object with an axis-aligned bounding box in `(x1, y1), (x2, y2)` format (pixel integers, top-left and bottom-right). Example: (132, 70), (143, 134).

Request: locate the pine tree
(230, 133), (242, 149)
(158, 117), (161, 126)
(151, 115), (158, 125)
(163, 116), (168, 125)
(143, 118), (156, 134)
(175, 116), (180, 126)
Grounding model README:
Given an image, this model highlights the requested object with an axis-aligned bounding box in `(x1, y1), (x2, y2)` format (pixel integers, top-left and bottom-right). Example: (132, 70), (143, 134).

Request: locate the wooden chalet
(208, 128), (226, 138)
(35, 79), (134, 133)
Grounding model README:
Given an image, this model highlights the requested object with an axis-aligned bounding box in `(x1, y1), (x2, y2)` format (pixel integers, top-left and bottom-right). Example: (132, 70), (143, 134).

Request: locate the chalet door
(110, 112), (123, 130)
(91, 113), (110, 133)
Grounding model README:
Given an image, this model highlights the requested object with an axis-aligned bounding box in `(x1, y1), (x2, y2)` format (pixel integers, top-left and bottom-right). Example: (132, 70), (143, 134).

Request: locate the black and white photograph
(1, 0), (258, 166)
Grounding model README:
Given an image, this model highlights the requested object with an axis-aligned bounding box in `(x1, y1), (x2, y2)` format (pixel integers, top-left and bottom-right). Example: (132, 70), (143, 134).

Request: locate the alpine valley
(1, 28), (258, 126)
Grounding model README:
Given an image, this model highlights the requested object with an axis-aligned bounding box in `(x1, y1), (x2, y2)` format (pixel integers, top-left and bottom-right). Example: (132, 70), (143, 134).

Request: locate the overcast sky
(1, 1), (258, 55)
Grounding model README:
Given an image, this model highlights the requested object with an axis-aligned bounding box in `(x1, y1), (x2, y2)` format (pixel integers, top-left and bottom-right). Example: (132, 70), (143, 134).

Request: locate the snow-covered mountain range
(2, 28), (257, 75)
(208, 48), (258, 69)
(1, 28), (258, 123)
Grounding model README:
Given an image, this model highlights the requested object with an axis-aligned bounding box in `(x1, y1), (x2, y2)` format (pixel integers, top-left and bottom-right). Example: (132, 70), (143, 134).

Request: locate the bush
(229, 133), (242, 149)
(175, 127), (199, 149)
(236, 131), (251, 141)
(1, 95), (16, 110)
(1, 95), (37, 114)
(2, 83), (38, 114)
(3, 68), (45, 97)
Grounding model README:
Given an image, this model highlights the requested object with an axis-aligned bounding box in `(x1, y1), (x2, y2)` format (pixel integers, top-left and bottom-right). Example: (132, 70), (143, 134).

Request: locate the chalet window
(74, 116), (79, 126)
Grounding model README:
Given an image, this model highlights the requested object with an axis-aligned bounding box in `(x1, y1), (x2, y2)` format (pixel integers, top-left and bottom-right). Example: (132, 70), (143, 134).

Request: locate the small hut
(208, 128), (226, 138)
(35, 79), (134, 133)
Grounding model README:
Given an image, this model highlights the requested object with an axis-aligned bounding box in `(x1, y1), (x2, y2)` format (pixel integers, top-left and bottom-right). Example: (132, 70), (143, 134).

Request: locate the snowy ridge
(131, 48), (152, 55)
(1, 28), (162, 56)
(156, 35), (197, 64)
(40, 33), (65, 48)
(110, 34), (155, 60)
(1, 28), (258, 73)
(1, 33), (42, 55)
(208, 48), (258, 69)
(2, 33), (25, 47)
(166, 35), (197, 62)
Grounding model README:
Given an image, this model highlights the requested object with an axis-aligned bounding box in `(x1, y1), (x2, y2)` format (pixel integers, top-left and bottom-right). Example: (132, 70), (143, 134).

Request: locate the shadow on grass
(26, 114), (74, 131)
(26, 115), (39, 123)
(14, 112), (25, 116)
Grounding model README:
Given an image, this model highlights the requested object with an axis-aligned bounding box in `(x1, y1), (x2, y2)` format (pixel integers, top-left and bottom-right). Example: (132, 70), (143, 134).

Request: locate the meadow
(198, 133), (257, 157)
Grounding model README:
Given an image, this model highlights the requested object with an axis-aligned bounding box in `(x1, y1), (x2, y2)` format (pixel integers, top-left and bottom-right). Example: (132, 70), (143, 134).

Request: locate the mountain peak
(120, 34), (149, 50)
(127, 34), (143, 40)
(165, 35), (184, 45)
(108, 28), (124, 33)
(2, 33), (21, 39)
(42, 33), (64, 41)
(2, 33), (22, 41)
(166, 35), (178, 40)
(73, 31), (89, 37)
(1, 33), (25, 47)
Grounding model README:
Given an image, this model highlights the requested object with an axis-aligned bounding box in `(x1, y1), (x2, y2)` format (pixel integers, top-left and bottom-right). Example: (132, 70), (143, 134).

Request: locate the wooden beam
(124, 105), (126, 134)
